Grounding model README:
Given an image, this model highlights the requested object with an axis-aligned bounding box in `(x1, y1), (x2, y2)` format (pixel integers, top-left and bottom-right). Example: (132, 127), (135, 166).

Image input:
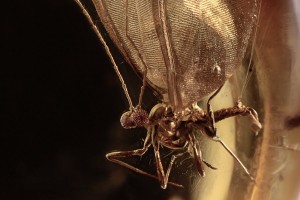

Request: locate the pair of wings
(92, 0), (259, 111)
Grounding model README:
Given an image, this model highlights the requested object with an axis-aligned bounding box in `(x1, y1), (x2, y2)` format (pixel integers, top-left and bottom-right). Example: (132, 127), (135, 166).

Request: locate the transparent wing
(92, 0), (259, 111)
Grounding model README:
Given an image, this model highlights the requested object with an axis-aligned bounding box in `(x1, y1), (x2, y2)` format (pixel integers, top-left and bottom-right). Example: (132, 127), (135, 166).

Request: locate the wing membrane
(92, 0), (259, 111)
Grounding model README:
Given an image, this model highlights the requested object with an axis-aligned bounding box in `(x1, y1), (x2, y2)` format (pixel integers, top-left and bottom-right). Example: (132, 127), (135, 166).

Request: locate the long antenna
(239, 0), (262, 101)
(75, 0), (134, 110)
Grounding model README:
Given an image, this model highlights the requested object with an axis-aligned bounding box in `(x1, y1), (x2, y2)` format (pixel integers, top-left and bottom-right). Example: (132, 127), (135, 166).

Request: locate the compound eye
(131, 108), (149, 127)
(120, 109), (149, 129)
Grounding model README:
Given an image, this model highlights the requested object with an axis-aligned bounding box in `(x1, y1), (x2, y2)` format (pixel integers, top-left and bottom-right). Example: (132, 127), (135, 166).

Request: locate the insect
(75, 0), (262, 189)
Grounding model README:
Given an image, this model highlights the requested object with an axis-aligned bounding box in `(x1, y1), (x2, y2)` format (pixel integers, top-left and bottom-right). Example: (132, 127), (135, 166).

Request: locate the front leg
(106, 129), (152, 178)
(106, 128), (183, 188)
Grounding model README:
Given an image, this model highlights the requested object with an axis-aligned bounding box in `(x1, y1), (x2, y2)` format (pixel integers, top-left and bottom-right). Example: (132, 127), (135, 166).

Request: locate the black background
(1, 0), (187, 199)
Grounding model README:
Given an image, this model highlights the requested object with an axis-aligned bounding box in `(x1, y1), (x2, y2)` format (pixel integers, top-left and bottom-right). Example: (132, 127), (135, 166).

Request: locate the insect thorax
(121, 102), (207, 150)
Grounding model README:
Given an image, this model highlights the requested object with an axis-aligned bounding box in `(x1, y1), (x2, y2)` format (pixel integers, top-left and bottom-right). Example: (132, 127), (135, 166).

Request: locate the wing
(92, 0), (259, 111)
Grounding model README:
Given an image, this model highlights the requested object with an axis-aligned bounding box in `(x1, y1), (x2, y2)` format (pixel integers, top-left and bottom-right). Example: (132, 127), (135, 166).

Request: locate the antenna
(75, 0), (134, 110)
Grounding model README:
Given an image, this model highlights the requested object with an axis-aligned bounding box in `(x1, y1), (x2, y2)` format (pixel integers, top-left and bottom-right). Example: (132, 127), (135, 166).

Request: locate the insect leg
(206, 85), (225, 134)
(200, 121), (255, 180)
(106, 130), (151, 171)
(213, 103), (262, 134)
(152, 136), (168, 189)
(197, 105), (258, 180)
(106, 128), (183, 188)
(188, 130), (217, 170)
(202, 159), (218, 170)
(211, 136), (255, 181)
(186, 131), (213, 177)
(164, 152), (186, 185)
(152, 132), (185, 189)
(125, 0), (148, 108)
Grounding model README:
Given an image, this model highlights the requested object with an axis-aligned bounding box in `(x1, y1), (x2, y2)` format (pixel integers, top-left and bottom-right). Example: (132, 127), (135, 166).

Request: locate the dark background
(1, 0), (187, 199)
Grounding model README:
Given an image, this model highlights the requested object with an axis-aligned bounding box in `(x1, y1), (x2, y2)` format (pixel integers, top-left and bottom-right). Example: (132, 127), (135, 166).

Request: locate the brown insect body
(112, 90), (261, 189)
(75, 0), (262, 189)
